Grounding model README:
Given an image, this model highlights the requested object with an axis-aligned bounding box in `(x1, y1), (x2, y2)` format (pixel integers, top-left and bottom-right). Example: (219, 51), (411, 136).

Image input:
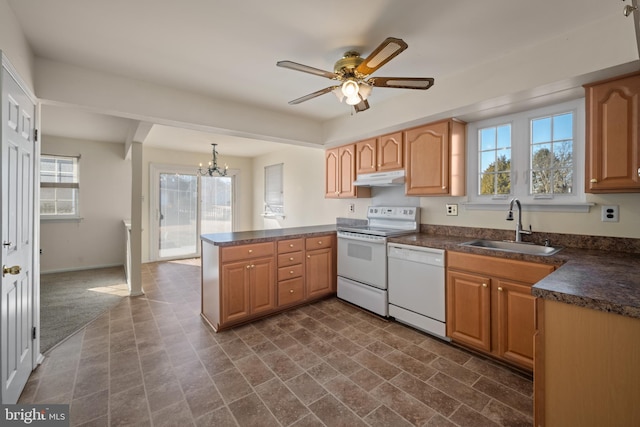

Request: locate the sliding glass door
(158, 172), (198, 259)
(150, 164), (235, 261)
(201, 175), (233, 235)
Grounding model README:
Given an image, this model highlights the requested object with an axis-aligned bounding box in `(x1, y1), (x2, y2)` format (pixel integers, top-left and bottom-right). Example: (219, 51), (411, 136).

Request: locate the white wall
(251, 145), (373, 230)
(40, 136), (132, 272)
(141, 146), (253, 262)
(0, 0), (34, 91)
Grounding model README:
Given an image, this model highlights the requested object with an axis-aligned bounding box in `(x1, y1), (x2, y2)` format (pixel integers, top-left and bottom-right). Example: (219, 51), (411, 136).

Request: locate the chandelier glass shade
(198, 143), (228, 176)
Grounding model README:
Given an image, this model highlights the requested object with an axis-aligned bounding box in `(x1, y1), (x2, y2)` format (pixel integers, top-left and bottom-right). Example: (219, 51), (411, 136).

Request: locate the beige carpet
(40, 266), (128, 353)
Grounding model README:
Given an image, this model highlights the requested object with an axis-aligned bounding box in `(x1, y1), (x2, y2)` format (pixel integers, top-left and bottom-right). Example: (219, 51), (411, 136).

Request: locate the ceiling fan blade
(354, 99), (370, 113)
(288, 86), (338, 105)
(369, 77), (435, 90)
(277, 60), (339, 80)
(356, 37), (408, 76)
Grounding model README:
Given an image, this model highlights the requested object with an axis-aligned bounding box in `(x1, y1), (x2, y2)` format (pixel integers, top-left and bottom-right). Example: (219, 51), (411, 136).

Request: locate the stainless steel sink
(459, 239), (563, 256)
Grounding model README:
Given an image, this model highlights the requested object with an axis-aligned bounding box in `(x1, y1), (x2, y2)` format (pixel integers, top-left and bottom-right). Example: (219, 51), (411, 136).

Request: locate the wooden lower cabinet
(535, 299), (640, 427)
(220, 254), (276, 325)
(202, 234), (336, 331)
(447, 252), (554, 370)
(305, 235), (336, 299)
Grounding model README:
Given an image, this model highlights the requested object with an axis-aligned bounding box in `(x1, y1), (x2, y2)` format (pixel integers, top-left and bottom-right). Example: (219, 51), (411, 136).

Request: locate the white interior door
(1, 62), (35, 404)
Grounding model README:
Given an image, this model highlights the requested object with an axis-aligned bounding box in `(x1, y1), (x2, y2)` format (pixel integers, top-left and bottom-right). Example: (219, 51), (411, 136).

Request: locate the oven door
(337, 233), (387, 289)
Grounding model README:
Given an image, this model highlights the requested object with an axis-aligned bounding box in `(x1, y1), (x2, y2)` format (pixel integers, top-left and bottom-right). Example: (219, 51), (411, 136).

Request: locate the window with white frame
(264, 163), (284, 217)
(40, 154), (80, 218)
(467, 99), (586, 210)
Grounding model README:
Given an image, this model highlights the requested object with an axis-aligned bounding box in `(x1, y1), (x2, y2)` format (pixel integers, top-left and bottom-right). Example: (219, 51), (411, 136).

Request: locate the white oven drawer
(337, 277), (388, 317)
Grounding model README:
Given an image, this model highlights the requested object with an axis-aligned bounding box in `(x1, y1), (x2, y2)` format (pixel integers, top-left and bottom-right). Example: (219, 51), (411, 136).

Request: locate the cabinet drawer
(278, 278), (305, 306)
(306, 235), (333, 250)
(278, 264), (303, 281)
(221, 242), (274, 263)
(278, 238), (304, 254)
(448, 251), (555, 283)
(278, 251), (303, 267)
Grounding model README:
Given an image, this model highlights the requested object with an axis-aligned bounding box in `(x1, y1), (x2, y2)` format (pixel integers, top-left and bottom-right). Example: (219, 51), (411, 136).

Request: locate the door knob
(3, 265), (21, 277)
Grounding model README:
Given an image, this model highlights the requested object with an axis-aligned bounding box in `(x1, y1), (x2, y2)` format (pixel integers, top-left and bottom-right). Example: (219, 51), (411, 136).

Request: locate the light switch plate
(601, 205), (619, 222)
(446, 204), (458, 216)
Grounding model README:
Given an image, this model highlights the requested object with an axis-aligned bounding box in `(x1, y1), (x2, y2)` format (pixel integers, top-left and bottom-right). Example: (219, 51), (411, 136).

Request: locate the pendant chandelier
(198, 143), (228, 176)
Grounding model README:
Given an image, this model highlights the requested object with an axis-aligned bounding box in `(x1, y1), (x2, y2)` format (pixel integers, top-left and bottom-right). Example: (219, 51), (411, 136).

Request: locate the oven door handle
(337, 233), (386, 244)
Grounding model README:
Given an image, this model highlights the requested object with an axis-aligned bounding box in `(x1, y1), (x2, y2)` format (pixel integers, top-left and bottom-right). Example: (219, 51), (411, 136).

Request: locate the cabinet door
(338, 145), (357, 198)
(306, 247), (334, 299)
(446, 270), (491, 352)
(325, 148), (339, 198)
(356, 138), (377, 175)
(378, 132), (403, 171)
(221, 260), (251, 324)
(495, 279), (536, 370)
(249, 257), (276, 316)
(585, 72), (640, 193)
(405, 121), (450, 195)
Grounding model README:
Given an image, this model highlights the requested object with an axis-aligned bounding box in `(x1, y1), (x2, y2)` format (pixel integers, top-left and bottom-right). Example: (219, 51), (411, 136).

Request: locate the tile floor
(19, 259), (534, 426)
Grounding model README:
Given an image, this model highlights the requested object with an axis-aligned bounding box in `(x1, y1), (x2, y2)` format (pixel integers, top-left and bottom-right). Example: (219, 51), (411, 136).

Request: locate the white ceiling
(7, 0), (632, 156)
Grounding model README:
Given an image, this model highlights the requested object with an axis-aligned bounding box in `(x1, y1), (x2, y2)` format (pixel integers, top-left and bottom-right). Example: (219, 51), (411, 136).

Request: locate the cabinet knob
(307, 255), (311, 259)
(318, 241), (322, 245)
(289, 270), (294, 274)
(590, 178), (598, 183)
(248, 249), (253, 253)
(250, 264), (255, 268)
(289, 244), (294, 248)
(246, 265), (251, 269)
(289, 289), (294, 294)
(482, 283), (487, 288)
(498, 287), (503, 292)
(289, 257), (294, 261)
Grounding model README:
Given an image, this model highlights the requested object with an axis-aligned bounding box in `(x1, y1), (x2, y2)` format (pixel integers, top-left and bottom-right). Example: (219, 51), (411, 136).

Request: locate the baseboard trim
(41, 263), (125, 275)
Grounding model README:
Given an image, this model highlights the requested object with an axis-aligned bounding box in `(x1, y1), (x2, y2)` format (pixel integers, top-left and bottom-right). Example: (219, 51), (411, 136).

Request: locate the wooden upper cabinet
(404, 119), (466, 196)
(355, 132), (403, 174)
(584, 71), (640, 193)
(325, 144), (370, 198)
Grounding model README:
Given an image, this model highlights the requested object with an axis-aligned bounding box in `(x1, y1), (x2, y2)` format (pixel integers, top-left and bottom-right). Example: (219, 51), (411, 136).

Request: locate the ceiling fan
(277, 37), (434, 113)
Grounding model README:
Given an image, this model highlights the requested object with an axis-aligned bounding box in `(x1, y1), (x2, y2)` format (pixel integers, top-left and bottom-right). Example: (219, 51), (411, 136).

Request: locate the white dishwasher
(388, 243), (449, 340)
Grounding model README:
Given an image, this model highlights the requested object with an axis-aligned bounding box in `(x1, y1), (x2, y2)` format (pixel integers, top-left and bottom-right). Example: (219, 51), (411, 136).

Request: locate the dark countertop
(201, 224), (337, 246)
(388, 233), (640, 320)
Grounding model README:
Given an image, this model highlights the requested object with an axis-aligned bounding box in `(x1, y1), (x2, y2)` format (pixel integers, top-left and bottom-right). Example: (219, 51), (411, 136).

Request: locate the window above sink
(464, 99), (593, 213)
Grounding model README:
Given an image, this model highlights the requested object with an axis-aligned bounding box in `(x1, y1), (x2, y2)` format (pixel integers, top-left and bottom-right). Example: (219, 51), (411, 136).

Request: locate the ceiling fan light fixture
(358, 83), (373, 100)
(345, 94), (361, 105)
(341, 79), (359, 98)
(332, 87), (344, 102)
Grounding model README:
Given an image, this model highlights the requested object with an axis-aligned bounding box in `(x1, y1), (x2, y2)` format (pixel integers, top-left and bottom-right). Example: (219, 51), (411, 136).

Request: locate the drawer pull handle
(289, 244), (294, 248)
(289, 270), (294, 274)
(590, 178), (598, 183)
(289, 289), (294, 294)
(318, 241), (322, 245)
(248, 249), (253, 253)
(289, 257), (294, 261)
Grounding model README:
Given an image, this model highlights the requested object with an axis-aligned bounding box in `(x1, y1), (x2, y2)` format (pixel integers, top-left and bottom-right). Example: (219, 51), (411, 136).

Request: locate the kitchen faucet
(506, 198), (532, 242)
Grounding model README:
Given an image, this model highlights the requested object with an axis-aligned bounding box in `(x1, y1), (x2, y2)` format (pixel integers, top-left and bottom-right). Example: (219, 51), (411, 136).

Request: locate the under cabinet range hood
(353, 170), (405, 187)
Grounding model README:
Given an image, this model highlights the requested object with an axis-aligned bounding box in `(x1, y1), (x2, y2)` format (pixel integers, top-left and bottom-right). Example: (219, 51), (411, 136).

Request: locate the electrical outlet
(446, 204), (458, 216)
(601, 205), (619, 222)
(348, 203), (355, 213)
